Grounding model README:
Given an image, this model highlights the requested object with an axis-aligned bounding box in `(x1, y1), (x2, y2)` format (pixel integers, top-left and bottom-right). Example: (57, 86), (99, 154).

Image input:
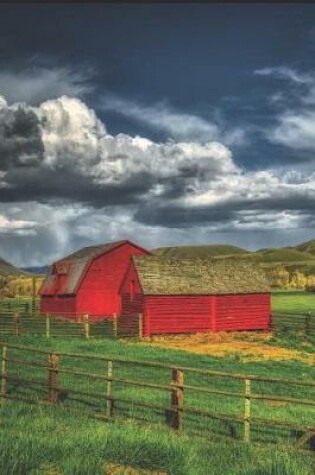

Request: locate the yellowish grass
(136, 332), (315, 364)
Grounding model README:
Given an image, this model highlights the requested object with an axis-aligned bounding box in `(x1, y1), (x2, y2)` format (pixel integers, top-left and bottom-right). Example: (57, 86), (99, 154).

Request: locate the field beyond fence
(0, 343), (314, 452)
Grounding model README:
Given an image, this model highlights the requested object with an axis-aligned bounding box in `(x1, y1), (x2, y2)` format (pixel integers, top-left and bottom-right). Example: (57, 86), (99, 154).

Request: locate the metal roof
(57, 240), (127, 263)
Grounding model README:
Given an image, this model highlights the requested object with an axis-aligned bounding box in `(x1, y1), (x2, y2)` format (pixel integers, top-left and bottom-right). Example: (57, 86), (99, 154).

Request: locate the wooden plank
(1, 345), (7, 400)
(244, 379), (251, 442)
(46, 314), (50, 338)
(171, 368), (184, 431)
(106, 360), (113, 418)
(48, 353), (59, 403)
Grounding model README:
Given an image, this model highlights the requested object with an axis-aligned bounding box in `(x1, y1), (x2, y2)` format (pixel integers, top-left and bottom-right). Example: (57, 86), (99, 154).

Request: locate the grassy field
(1, 403), (313, 475)
(0, 292), (314, 474)
(272, 291), (315, 314)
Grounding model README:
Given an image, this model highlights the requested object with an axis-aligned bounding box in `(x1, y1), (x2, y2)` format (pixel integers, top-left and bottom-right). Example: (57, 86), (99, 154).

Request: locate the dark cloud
(0, 104), (44, 170)
(1, 168), (152, 206)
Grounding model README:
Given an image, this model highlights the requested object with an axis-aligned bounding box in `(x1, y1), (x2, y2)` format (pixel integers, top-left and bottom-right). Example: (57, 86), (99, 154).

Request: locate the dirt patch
(136, 332), (314, 364)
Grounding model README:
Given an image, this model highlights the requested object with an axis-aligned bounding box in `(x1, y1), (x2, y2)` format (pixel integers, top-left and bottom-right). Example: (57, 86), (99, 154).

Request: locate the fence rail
(0, 343), (314, 451)
(0, 309), (118, 339)
(272, 312), (315, 335)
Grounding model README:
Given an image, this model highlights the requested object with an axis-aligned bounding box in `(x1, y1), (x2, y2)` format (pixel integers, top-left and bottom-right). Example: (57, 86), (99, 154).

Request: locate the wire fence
(0, 343), (314, 452)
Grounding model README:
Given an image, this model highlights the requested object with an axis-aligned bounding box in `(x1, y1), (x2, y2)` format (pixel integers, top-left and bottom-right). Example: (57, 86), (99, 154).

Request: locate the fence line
(0, 343), (314, 451)
(0, 310), (118, 339)
(0, 309), (314, 339)
(271, 311), (315, 335)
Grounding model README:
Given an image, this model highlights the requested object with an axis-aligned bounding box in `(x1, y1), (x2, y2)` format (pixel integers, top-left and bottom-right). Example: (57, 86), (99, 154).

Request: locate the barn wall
(214, 293), (271, 331)
(76, 243), (148, 318)
(144, 296), (211, 336)
(40, 296), (76, 318)
(119, 263), (145, 334)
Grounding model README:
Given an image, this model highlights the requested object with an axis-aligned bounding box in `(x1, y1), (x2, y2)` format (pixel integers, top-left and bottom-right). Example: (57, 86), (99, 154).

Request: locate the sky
(1, 3), (315, 266)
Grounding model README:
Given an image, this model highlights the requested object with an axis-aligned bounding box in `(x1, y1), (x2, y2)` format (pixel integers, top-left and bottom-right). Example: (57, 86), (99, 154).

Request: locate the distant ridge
(0, 257), (26, 276)
(294, 239), (315, 256)
(152, 239), (315, 266)
(22, 266), (50, 275)
(152, 244), (249, 258)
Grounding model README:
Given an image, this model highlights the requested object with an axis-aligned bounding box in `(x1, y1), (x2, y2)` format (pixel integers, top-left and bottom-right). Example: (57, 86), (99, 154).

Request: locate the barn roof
(132, 256), (270, 295)
(41, 240), (131, 296)
(59, 240), (127, 263)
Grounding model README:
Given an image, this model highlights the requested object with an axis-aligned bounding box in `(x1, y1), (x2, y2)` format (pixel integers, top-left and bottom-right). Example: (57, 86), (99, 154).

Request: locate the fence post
(1, 345), (7, 401)
(244, 378), (251, 442)
(170, 368), (184, 431)
(13, 312), (20, 337)
(113, 314), (118, 338)
(31, 277), (36, 316)
(83, 314), (90, 339)
(106, 360), (113, 418)
(138, 313), (143, 339)
(305, 311), (311, 335)
(48, 353), (59, 403)
(46, 314), (50, 338)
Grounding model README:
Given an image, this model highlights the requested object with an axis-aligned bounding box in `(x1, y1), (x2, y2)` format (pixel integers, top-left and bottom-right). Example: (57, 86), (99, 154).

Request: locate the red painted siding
(76, 243), (147, 319)
(215, 293), (271, 331)
(144, 296), (211, 336)
(40, 296), (76, 317)
(40, 242), (148, 319)
(120, 263), (144, 321)
(119, 264), (271, 336)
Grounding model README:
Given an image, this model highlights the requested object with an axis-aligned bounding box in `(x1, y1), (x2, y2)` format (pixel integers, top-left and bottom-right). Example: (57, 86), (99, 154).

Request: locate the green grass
(0, 292), (314, 474)
(1, 335), (314, 441)
(272, 291), (315, 314)
(0, 403), (313, 475)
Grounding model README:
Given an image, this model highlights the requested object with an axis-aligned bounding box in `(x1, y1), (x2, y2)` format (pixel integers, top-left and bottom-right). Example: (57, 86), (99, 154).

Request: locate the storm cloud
(0, 91), (315, 266)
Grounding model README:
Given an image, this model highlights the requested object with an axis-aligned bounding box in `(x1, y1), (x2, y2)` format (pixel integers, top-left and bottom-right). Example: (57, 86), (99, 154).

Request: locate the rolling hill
(22, 266), (49, 275)
(152, 239), (315, 264)
(153, 244), (249, 258)
(294, 239), (315, 256)
(0, 257), (26, 276)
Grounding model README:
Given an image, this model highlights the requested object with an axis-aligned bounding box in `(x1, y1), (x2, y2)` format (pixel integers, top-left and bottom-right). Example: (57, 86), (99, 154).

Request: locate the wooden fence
(0, 310), (117, 339)
(0, 343), (314, 451)
(272, 312), (315, 335)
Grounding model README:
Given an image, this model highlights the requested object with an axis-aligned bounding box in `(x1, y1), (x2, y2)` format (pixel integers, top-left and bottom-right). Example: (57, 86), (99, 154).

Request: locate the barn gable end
(39, 240), (149, 319)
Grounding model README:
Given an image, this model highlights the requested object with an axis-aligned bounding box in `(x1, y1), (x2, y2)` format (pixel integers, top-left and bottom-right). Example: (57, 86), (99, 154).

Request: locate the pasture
(0, 291), (314, 474)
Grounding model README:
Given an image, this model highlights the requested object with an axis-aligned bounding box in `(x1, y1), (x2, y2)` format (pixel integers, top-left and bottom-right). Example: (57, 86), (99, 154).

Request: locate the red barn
(120, 256), (271, 336)
(39, 240), (149, 320)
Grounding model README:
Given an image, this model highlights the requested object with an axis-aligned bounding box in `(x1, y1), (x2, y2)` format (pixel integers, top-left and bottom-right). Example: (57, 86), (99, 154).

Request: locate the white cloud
(0, 214), (36, 235)
(0, 67), (93, 105)
(101, 96), (247, 147)
(254, 66), (312, 85)
(24, 95), (238, 189)
(270, 110), (315, 151)
(255, 66), (315, 153)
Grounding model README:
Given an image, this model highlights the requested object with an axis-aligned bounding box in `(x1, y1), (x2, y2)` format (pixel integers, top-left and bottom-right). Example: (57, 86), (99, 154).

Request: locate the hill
(0, 257), (25, 276)
(22, 266), (49, 275)
(254, 247), (315, 263)
(294, 238), (315, 256)
(152, 244), (249, 258)
(152, 240), (315, 265)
